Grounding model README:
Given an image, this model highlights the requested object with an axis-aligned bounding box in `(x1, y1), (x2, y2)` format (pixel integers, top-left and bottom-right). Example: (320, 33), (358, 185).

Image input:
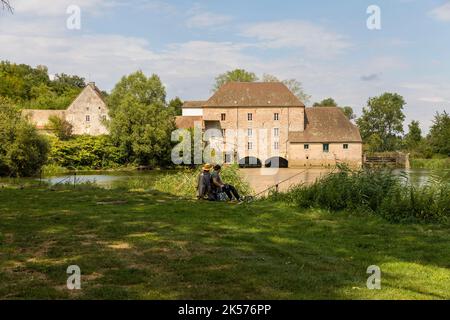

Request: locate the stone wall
(288, 142), (363, 167)
(203, 106), (305, 163)
(64, 84), (109, 135)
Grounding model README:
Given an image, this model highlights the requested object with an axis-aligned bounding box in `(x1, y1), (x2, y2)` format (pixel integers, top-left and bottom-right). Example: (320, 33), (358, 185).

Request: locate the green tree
(427, 111), (450, 155)
(0, 98), (49, 176)
(108, 70), (166, 114)
(313, 98), (338, 107)
(45, 115), (73, 141)
(404, 120), (422, 150)
(50, 73), (85, 95)
(213, 69), (258, 92)
(261, 74), (311, 104)
(168, 97), (183, 116)
(108, 71), (175, 166)
(356, 93), (406, 151)
(341, 106), (356, 120)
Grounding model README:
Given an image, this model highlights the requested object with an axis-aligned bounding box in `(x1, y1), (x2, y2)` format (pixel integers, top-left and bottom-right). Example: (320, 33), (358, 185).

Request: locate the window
(343, 144), (349, 150)
(86, 115), (90, 122)
(248, 142), (253, 150)
(304, 144), (309, 150)
(274, 113), (279, 121)
(221, 129), (226, 137)
(274, 128), (279, 137)
(274, 141), (279, 150)
(101, 115), (107, 121)
(248, 128), (253, 137)
(323, 143), (329, 153)
(221, 113), (226, 121)
(247, 113), (253, 121)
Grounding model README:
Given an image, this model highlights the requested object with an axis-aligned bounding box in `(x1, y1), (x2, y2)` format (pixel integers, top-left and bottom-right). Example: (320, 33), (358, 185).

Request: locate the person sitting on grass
(211, 164), (242, 202)
(197, 163), (216, 201)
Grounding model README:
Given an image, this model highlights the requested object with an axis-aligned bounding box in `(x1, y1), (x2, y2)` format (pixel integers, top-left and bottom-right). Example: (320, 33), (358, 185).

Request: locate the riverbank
(0, 186), (449, 299)
(410, 158), (450, 169)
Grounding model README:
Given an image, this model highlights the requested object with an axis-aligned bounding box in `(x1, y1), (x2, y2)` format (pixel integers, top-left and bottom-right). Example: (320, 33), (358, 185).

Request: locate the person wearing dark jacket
(211, 164), (242, 202)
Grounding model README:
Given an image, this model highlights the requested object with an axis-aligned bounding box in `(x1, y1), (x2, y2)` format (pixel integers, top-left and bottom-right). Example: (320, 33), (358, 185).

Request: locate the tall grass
(410, 158), (450, 169)
(153, 165), (252, 199)
(271, 164), (450, 223)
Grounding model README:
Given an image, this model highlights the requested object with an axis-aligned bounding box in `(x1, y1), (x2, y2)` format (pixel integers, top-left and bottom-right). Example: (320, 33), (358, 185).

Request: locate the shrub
(272, 165), (449, 223)
(153, 165), (252, 198)
(48, 135), (124, 170)
(0, 100), (49, 177)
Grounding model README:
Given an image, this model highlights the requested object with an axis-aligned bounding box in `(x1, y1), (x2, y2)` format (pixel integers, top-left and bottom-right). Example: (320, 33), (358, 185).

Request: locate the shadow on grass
(0, 186), (449, 299)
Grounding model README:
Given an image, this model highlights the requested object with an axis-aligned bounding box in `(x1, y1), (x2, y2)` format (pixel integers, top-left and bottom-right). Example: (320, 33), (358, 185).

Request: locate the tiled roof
(182, 101), (207, 108)
(204, 82), (305, 107)
(175, 116), (203, 129)
(289, 107), (362, 143)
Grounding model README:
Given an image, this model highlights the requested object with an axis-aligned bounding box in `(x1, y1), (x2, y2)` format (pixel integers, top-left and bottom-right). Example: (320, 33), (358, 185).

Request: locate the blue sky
(1, 0), (450, 132)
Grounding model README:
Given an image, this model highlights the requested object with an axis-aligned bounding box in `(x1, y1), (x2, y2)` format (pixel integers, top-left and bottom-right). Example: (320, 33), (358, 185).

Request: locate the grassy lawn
(0, 186), (449, 299)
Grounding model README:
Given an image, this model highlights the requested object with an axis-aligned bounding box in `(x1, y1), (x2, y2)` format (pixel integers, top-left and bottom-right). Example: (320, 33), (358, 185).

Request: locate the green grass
(411, 158), (450, 169)
(0, 186), (449, 299)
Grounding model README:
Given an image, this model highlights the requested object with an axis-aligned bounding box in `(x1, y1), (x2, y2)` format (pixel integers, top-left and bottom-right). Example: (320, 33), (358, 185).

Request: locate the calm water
(38, 168), (450, 194)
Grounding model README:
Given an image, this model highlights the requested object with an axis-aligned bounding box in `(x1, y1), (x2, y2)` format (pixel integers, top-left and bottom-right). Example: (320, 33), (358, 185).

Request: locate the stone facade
(177, 82), (363, 168)
(23, 83), (109, 136)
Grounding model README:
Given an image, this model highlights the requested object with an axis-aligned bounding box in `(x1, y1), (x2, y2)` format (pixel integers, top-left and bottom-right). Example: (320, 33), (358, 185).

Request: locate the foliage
(427, 111), (450, 155)
(313, 98), (338, 107)
(404, 120), (422, 150)
(271, 165), (449, 223)
(410, 158), (450, 169)
(0, 61), (85, 110)
(153, 165), (252, 198)
(45, 115), (73, 140)
(340, 106), (356, 120)
(107, 70), (166, 114)
(261, 74), (311, 104)
(108, 71), (175, 166)
(0, 99), (49, 176)
(213, 69), (258, 92)
(48, 135), (124, 170)
(168, 97), (183, 116)
(357, 93), (406, 152)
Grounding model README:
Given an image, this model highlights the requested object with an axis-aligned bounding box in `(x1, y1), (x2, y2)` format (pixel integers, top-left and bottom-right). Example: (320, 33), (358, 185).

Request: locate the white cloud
(186, 11), (233, 28)
(11, 0), (113, 16)
(429, 2), (450, 22)
(241, 20), (352, 58)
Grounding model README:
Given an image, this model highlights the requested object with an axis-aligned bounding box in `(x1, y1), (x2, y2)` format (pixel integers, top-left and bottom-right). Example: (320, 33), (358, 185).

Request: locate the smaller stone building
(22, 82), (109, 136)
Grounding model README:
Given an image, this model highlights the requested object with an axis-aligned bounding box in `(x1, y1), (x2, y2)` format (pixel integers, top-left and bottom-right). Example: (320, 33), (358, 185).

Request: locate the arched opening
(239, 157), (262, 168)
(264, 157), (289, 168)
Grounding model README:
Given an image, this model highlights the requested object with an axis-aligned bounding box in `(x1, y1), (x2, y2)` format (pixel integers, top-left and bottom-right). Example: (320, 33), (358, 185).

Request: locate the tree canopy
(213, 69), (258, 92)
(404, 120), (422, 151)
(427, 111), (450, 155)
(0, 61), (85, 110)
(0, 97), (49, 176)
(356, 93), (406, 152)
(107, 71), (175, 166)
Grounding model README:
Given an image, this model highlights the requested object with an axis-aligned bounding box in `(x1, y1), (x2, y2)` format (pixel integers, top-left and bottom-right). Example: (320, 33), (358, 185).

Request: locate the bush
(272, 165), (449, 223)
(0, 100), (49, 177)
(48, 135), (125, 170)
(153, 165), (252, 198)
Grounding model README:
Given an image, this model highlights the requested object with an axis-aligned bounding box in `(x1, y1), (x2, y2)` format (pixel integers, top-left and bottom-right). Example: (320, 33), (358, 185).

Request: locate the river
(39, 168), (450, 194)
